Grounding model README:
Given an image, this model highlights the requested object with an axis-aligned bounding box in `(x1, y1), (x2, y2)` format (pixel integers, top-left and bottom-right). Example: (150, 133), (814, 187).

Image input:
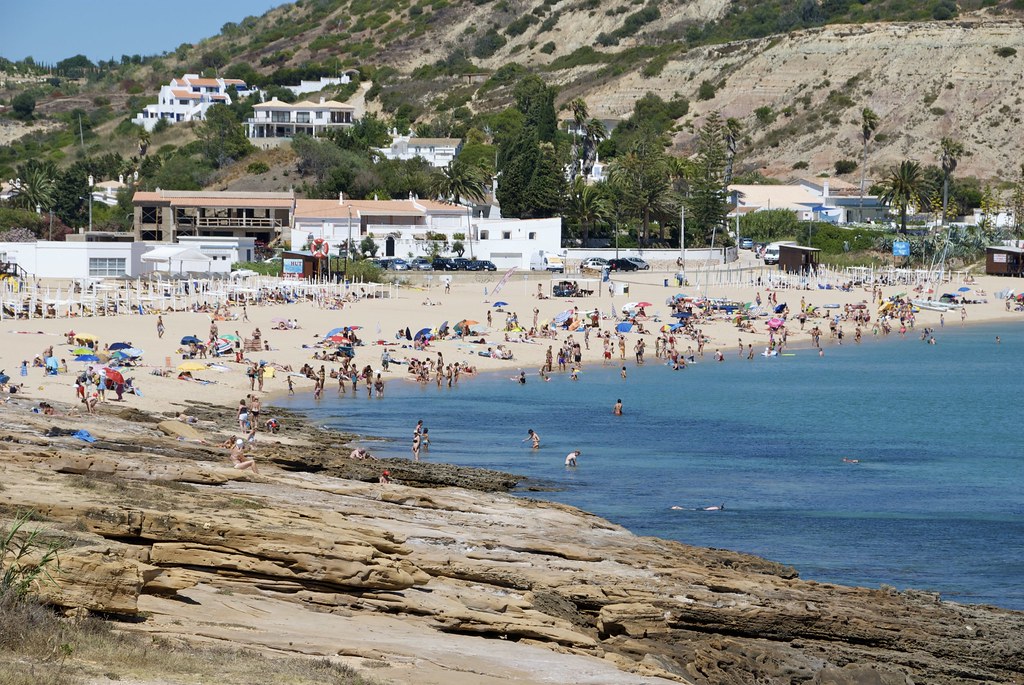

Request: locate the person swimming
(843, 457), (860, 464)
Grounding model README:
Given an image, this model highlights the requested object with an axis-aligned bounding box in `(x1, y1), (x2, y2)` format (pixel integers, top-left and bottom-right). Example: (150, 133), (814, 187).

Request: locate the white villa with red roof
(131, 74), (256, 131)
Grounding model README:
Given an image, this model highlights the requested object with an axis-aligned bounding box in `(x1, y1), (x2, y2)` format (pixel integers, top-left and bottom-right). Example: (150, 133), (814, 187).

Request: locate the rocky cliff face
(2, 404), (1022, 684)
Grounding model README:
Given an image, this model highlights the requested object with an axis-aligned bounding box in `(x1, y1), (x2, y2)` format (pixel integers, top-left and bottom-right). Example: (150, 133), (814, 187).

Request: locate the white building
(729, 178), (885, 224)
(375, 132), (462, 168)
(245, 97), (355, 147)
(283, 74), (352, 97)
(291, 196), (561, 271)
(131, 74), (256, 131)
(91, 178), (129, 207)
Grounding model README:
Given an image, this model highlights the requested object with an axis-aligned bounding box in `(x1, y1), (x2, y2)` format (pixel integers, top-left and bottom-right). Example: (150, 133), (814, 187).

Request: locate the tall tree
(138, 128), (151, 157)
(686, 112), (729, 246)
(565, 178), (613, 246)
(723, 117), (743, 186)
(607, 136), (673, 245)
(524, 142), (566, 219)
(429, 158), (488, 205)
(879, 160), (928, 234)
(196, 104), (253, 169)
(858, 107), (880, 222)
(938, 136), (965, 230)
(13, 160), (57, 212)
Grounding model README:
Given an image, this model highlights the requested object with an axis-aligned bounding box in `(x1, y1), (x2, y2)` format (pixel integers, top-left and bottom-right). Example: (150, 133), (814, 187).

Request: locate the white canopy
(142, 246), (210, 263)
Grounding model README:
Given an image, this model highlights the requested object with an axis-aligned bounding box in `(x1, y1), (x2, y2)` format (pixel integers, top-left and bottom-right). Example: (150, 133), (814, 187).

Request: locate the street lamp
(87, 175), (94, 233)
(346, 206), (353, 278)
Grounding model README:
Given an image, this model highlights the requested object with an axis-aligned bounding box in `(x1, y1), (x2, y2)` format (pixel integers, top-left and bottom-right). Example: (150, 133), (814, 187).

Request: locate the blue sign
(283, 258), (304, 274)
(892, 241), (910, 257)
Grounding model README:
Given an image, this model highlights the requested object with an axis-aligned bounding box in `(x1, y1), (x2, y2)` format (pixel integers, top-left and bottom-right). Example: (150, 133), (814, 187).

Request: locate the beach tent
(142, 246), (214, 275)
(616, 322), (633, 332)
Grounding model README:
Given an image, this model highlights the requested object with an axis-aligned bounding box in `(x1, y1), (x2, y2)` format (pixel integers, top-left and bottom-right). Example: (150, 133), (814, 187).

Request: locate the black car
(451, 258), (471, 270)
(476, 260), (497, 271)
(431, 257), (458, 271)
(464, 260), (483, 271)
(607, 258), (640, 272)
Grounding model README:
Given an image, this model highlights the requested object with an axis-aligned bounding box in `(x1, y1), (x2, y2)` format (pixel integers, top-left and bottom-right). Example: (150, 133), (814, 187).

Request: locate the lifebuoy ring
(310, 237), (330, 259)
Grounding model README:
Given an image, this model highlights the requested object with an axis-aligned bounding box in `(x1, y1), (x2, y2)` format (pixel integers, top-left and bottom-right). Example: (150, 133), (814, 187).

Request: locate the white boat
(912, 299), (960, 312)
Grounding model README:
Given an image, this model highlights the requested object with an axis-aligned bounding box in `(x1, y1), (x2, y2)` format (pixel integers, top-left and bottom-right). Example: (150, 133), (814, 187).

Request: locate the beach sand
(3, 265), (1021, 416)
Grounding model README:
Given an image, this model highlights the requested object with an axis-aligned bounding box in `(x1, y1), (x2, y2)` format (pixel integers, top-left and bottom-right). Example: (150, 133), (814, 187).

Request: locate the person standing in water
(523, 429), (540, 449)
(565, 450), (580, 467)
(613, 399), (623, 415)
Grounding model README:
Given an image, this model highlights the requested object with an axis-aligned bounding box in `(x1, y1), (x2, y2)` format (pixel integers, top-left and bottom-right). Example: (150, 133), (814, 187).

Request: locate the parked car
(606, 258), (640, 272)
(411, 257), (433, 270)
(466, 259), (497, 271)
(451, 257), (471, 270)
(624, 256), (650, 270)
(581, 257), (608, 270)
(739, 237), (754, 250)
(388, 258), (411, 271)
(431, 257), (457, 271)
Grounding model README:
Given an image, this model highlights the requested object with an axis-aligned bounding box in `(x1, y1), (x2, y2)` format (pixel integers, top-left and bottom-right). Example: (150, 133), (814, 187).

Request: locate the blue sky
(0, 1), (286, 64)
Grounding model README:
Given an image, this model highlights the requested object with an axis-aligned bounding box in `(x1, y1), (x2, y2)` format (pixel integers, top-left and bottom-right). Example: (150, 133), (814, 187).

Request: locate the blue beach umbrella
(493, 301), (509, 308)
(553, 310), (572, 324)
(324, 327), (346, 338)
(957, 286), (971, 292)
(180, 335), (201, 345)
(75, 354), (101, 362)
(108, 342), (132, 350)
(414, 327), (433, 341)
(616, 322), (633, 333)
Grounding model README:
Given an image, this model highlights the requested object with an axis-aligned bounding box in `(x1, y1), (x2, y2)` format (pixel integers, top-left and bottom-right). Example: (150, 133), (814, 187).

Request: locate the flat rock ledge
(1, 403), (1022, 684)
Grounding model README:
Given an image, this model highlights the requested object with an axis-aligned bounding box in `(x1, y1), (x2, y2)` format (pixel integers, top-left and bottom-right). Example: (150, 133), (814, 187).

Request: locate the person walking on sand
(156, 315), (165, 339)
(565, 450), (580, 467)
(523, 429), (540, 449)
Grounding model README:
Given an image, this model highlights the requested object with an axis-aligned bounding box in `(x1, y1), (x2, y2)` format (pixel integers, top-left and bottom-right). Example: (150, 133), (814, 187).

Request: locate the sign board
(283, 258), (304, 274)
(892, 241), (910, 257)
(993, 253), (1007, 263)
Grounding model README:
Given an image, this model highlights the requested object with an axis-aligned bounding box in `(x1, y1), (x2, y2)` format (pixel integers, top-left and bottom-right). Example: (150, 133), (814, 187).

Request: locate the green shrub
(930, 106), (946, 116)
(754, 106), (776, 124)
(505, 14), (538, 36)
(792, 161), (809, 170)
(247, 161), (271, 174)
(697, 80), (716, 100)
(642, 54), (668, 77)
(995, 47), (1017, 58)
(540, 42), (556, 54)
(834, 159), (857, 174)
(472, 28), (507, 58)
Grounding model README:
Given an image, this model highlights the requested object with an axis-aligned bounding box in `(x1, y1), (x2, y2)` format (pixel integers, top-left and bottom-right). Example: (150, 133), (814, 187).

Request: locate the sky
(0, 0), (286, 65)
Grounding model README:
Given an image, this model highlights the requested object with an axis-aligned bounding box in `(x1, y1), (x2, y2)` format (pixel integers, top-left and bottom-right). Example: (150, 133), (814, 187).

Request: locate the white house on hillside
(131, 74), (256, 131)
(375, 132), (462, 168)
(246, 97), (355, 148)
(729, 178), (886, 224)
(283, 73), (355, 96)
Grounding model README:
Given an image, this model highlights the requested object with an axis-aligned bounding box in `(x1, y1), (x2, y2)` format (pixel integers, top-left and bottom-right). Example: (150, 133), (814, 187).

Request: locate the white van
(763, 242), (793, 265)
(530, 252), (565, 273)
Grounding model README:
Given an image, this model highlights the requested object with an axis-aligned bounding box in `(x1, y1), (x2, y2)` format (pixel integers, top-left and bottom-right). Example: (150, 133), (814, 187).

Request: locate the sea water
(279, 322), (1024, 610)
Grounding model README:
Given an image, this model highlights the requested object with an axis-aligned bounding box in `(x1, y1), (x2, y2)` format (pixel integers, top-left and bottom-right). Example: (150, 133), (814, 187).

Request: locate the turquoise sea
(278, 322), (1024, 610)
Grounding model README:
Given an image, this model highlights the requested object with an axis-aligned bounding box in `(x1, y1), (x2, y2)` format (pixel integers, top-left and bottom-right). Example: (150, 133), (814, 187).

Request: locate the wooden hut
(986, 246), (1024, 276)
(778, 244), (820, 274)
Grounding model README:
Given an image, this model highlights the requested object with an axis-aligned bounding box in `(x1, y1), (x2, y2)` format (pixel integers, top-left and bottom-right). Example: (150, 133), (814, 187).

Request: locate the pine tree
(686, 112), (729, 245)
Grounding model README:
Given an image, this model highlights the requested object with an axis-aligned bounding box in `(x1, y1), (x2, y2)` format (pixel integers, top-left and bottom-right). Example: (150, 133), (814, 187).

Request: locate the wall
(0, 241), (151, 279)
(564, 247), (736, 272)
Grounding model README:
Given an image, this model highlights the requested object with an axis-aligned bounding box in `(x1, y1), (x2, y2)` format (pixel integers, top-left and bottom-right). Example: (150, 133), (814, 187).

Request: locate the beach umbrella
(616, 322), (633, 333)
(957, 286), (971, 292)
(327, 335), (348, 343)
(177, 361), (208, 371)
(671, 311), (689, 319)
(118, 347), (143, 358)
(75, 333), (99, 341)
(773, 303), (787, 314)
(75, 354), (101, 362)
(493, 301), (509, 308)
(622, 302), (639, 311)
(552, 310), (572, 324)
(221, 334), (241, 342)
(180, 335), (201, 345)
(70, 347), (93, 355)
(102, 368), (124, 385)
(637, 301), (653, 308)
(324, 327), (346, 338)
(272, 317), (289, 324)
(414, 327), (433, 341)
(108, 342), (132, 351)
(767, 318), (785, 330)
(469, 323), (488, 334)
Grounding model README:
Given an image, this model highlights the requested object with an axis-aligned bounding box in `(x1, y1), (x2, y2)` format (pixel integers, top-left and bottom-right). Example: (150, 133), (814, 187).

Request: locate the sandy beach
(3, 263), (1021, 417)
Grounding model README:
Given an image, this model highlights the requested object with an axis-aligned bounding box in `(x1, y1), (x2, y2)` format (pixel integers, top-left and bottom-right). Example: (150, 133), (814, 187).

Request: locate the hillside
(4, 0), (1024, 187)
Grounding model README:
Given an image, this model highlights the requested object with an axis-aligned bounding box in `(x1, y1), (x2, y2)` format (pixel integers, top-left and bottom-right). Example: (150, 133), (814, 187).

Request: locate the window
(502, 231), (511, 240)
(89, 258), (126, 277)
(141, 207), (158, 224)
(528, 232), (536, 240)
(315, 111), (323, 119)
(479, 230), (489, 240)
(271, 112), (290, 123)
(296, 112), (310, 123)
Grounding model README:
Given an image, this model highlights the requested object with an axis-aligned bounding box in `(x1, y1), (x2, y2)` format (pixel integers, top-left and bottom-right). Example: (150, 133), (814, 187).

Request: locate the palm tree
(565, 178), (612, 247)
(723, 117), (743, 187)
(879, 160), (927, 234)
(607, 138), (674, 245)
(138, 128), (151, 157)
(13, 160), (57, 212)
(858, 107), (880, 222)
(939, 137), (964, 230)
(429, 158), (488, 205)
